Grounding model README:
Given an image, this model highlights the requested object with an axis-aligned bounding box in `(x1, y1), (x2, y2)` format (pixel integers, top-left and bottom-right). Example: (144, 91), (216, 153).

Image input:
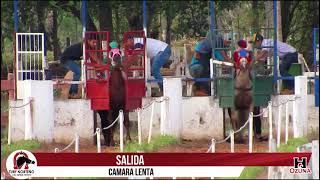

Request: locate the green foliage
(277, 138), (308, 152)
(1, 140), (41, 160)
(124, 135), (178, 152)
(238, 166), (265, 179)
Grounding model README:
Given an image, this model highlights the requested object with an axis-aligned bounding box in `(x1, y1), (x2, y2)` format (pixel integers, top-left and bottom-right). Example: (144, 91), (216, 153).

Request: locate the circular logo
(6, 150), (37, 179)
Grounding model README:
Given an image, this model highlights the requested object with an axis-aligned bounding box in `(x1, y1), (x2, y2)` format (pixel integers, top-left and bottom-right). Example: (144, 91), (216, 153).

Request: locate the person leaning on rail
(188, 33), (232, 96)
(59, 36), (101, 99)
(252, 33), (298, 95)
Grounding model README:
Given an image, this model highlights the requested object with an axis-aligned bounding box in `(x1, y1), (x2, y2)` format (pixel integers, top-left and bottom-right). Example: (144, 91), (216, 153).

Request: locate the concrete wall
(54, 100), (94, 144)
(138, 96), (224, 141)
(9, 99), (94, 144)
(271, 95), (319, 135)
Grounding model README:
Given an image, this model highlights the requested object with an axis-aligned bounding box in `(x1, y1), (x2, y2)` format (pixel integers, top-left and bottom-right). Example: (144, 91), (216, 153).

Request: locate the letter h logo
(294, 157), (307, 168)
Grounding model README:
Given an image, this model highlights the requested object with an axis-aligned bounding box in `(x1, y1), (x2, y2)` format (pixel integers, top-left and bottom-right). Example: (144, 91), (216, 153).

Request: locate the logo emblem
(289, 157), (312, 174)
(6, 150), (37, 179)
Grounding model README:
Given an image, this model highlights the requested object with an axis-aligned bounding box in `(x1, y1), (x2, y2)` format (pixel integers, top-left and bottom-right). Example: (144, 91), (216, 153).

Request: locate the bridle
(234, 57), (253, 91)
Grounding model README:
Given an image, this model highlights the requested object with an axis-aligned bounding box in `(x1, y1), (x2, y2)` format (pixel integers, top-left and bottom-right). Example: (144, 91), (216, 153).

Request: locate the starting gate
(123, 31), (146, 110)
(84, 31), (110, 110)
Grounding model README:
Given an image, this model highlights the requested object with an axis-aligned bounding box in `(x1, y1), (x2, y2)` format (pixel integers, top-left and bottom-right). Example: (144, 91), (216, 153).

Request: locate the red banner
(33, 153), (312, 166)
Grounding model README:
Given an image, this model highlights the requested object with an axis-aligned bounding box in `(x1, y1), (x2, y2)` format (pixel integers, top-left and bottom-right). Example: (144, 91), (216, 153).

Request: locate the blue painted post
(143, 0), (147, 35)
(210, 0), (216, 96)
(14, 0), (18, 32)
(273, 0), (278, 90)
(81, 0), (87, 99)
(314, 28), (319, 107)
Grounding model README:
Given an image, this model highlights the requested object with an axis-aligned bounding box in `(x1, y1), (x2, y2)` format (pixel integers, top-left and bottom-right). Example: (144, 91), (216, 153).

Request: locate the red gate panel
(123, 31), (146, 110)
(84, 31), (110, 110)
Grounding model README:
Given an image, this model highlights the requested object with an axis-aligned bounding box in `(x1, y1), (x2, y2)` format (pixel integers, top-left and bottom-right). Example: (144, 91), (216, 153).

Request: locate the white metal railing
(16, 33), (45, 99)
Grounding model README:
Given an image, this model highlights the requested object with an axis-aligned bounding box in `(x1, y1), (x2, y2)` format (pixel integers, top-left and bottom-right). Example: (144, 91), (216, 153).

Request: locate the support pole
(96, 128), (101, 153)
(230, 130), (234, 153)
(24, 97), (33, 140)
(14, 0), (18, 32)
(211, 139), (216, 153)
(137, 109), (142, 145)
(248, 112), (253, 153)
(148, 102), (155, 144)
(268, 101), (273, 152)
(277, 104), (282, 148)
(285, 102), (289, 144)
(81, 0), (87, 99)
(119, 110), (124, 152)
(75, 133), (79, 153)
(273, 0), (278, 92)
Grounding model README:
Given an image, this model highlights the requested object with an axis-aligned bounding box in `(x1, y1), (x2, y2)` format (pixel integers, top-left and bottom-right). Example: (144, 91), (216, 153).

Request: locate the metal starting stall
(123, 31), (147, 110)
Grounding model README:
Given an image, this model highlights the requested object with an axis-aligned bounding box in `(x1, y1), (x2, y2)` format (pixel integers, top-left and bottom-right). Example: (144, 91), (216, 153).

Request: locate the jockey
(233, 39), (253, 69)
(109, 41), (122, 61)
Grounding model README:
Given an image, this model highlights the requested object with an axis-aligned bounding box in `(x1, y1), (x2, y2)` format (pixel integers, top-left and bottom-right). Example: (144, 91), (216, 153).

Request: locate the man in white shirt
(124, 37), (172, 93)
(254, 33), (298, 90)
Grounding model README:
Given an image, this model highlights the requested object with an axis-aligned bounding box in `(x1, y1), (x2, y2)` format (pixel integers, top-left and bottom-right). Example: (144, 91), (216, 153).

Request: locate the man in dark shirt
(60, 39), (98, 97)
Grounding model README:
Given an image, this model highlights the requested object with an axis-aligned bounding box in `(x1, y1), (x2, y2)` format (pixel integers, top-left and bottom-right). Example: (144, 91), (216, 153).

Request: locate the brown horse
(228, 58), (253, 143)
(109, 56), (132, 146)
(98, 55), (132, 146)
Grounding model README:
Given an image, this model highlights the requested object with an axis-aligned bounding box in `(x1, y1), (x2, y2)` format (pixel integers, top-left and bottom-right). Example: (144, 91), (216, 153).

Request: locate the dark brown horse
(228, 57), (253, 143)
(98, 55), (132, 146)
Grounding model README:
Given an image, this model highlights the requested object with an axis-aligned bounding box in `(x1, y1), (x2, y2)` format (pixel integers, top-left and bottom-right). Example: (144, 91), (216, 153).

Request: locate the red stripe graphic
(33, 153), (312, 166)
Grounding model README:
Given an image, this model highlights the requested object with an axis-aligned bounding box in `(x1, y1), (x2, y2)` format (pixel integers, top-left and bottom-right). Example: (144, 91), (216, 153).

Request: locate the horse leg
(97, 110), (111, 146)
(111, 109), (121, 146)
(124, 111), (132, 142)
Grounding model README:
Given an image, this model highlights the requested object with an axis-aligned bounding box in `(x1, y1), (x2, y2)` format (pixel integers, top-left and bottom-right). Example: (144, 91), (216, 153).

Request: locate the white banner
(32, 166), (244, 178)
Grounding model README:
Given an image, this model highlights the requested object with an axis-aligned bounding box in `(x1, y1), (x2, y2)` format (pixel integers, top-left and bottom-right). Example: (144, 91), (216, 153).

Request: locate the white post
(160, 97), (167, 135)
(210, 59), (214, 96)
(96, 128), (101, 153)
(277, 104), (282, 148)
(312, 140), (319, 179)
(75, 133), (79, 153)
(248, 112), (253, 153)
(119, 110), (124, 152)
(137, 109), (142, 145)
(8, 107), (12, 145)
(268, 101), (273, 152)
(294, 76), (308, 137)
(186, 81), (193, 96)
(230, 130), (234, 153)
(285, 102), (289, 144)
(211, 139), (216, 153)
(148, 102), (155, 144)
(161, 78), (182, 138)
(293, 96), (298, 138)
(24, 97), (33, 140)
(146, 58), (152, 97)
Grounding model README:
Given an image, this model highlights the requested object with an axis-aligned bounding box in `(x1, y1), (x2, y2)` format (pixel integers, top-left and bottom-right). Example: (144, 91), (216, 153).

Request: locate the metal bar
(14, 0), (18, 32)
(273, 0), (278, 85)
(81, 0), (87, 99)
(33, 35), (36, 79)
(41, 34), (45, 80)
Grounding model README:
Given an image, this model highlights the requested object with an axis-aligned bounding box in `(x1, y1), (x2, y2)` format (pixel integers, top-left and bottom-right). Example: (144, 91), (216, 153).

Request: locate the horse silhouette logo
(6, 150), (37, 179)
(13, 151), (35, 169)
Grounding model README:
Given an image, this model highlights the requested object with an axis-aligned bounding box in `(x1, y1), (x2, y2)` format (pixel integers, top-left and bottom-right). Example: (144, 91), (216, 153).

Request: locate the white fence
(16, 33), (46, 99)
